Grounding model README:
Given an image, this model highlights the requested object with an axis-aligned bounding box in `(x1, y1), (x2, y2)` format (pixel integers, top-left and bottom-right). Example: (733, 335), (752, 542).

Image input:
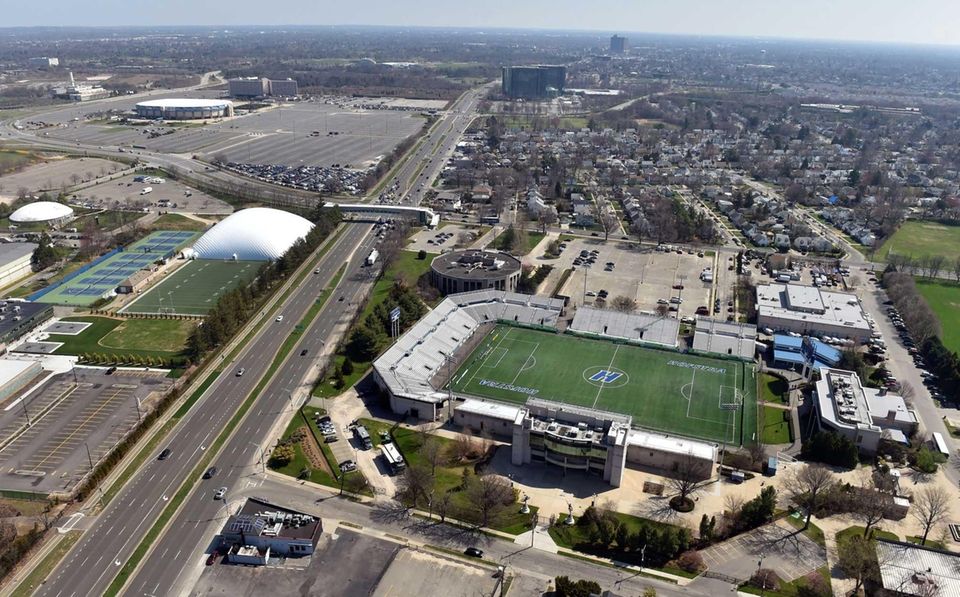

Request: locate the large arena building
(9, 201), (74, 226)
(134, 98), (234, 120)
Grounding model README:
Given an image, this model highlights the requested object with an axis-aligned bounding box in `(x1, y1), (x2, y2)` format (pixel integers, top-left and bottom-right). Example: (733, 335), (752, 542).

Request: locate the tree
(554, 576), (602, 597)
(740, 486), (777, 529)
(537, 209), (558, 234)
(397, 462), (434, 509)
(609, 295), (637, 312)
(464, 474), (514, 528)
(346, 324), (382, 362)
(783, 464), (835, 530)
(801, 430), (858, 468)
(837, 533), (877, 593)
(667, 455), (711, 511)
(341, 357), (354, 376)
(631, 219), (649, 246)
(598, 210), (620, 242)
(853, 481), (890, 538)
(912, 486), (951, 545)
(421, 437), (445, 476)
(31, 233), (58, 271)
(268, 445), (295, 467)
(434, 490), (452, 523)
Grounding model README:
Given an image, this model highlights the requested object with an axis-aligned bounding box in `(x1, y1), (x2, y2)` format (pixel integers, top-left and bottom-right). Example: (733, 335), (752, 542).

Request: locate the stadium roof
(569, 306), (679, 347)
(135, 98), (233, 109)
(9, 201), (74, 223)
(191, 207), (313, 261)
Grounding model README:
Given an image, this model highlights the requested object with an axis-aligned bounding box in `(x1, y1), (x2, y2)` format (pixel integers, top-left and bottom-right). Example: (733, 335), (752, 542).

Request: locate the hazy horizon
(4, 0), (960, 47)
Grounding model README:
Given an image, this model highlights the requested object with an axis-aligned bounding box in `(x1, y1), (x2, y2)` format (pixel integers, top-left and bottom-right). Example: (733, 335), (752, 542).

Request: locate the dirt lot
(0, 157), (125, 201)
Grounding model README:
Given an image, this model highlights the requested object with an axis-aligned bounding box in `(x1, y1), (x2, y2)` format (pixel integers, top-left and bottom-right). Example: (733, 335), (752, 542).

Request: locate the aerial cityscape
(0, 4), (959, 597)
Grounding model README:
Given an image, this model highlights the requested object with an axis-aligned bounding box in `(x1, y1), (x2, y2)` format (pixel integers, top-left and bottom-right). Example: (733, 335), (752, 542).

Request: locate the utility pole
(84, 442), (94, 471)
(21, 399), (31, 427)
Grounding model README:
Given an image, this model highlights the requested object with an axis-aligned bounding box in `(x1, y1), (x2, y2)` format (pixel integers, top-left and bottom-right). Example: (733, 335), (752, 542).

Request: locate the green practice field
(449, 325), (756, 445)
(120, 259), (260, 316)
(916, 280), (960, 354)
(876, 220), (960, 261)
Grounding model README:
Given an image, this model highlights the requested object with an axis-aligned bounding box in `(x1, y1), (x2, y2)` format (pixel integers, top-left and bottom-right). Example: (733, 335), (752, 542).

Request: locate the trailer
(365, 249), (379, 267)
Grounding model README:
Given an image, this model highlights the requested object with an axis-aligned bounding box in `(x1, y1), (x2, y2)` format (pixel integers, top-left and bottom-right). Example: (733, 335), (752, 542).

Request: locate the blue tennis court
(37, 230), (198, 306)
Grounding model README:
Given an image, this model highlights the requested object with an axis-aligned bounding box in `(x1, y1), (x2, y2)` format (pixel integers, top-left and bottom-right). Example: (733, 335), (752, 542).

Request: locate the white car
(214, 487), (227, 500)
(276, 315), (284, 322)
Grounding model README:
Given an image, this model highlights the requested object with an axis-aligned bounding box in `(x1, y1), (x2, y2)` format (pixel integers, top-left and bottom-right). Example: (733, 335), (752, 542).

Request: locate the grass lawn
(490, 229), (546, 255)
(70, 210), (140, 232)
(48, 316), (188, 360)
(269, 408), (339, 488)
(121, 259), (260, 316)
(10, 531), (82, 597)
(836, 525), (898, 543)
(916, 280), (960, 354)
(450, 325), (757, 445)
(313, 251), (433, 397)
(150, 213), (212, 232)
(100, 318), (196, 353)
(877, 220), (960, 262)
(759, 373), (789, 404)
(906, 535), (945, 549)
(760, 405), (792, 445)
(549, 511), (686, 568)
(366, 420), (533, 533)
(784, 515), (827, 547)
(0, 150), (37, 175)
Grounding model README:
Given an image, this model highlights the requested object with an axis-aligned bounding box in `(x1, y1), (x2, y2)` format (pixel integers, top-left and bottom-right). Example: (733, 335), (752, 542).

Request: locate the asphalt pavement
(34, 223), (375, 597)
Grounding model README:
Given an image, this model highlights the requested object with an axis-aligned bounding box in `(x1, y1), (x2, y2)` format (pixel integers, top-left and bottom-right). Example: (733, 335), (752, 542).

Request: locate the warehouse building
(0, 243), (38, 289)
(0, 359), (44, 403)
(814, 367), (917, 453)
(228, 77), (299, 98)
(0, 301), (54, 346)
(134, 99), (234, 120)
(756, 283), (872, 342)
(430, 250), (522, 295)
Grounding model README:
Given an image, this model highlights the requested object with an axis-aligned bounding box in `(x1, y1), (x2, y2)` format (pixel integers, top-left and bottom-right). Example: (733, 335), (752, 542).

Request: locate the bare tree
(434, 490), (452, 523)
(899, 382), (916, 406)
(655, 304), (670, 317)
(853, 479), (889, 538)
(464, 474), (514, 528)
(630, 219), (649, 246)
(397, 462), (434, 509)
(610, 295), (637, 313)
(537, 209), (557, 234)
(668, 455), (711, 510)
(421, 437), (445, 477)
(928, 254), (946, 280)
(782, 463), (835, 530)
(953, 256), (960, 282)
(912, 486), (951, 546)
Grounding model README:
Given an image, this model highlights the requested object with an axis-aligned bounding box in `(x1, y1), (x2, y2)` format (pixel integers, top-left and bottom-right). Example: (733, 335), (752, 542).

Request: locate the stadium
(134, 98), (234, 120)
(374, 289), (757, 446)
(9, 201), (74, 226)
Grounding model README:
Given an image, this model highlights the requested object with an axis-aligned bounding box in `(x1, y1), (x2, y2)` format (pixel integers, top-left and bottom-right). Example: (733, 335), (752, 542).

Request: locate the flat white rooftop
(455, 398), (521, 422)
(757, 283), (870, 333)
(627, 428), (717, 461)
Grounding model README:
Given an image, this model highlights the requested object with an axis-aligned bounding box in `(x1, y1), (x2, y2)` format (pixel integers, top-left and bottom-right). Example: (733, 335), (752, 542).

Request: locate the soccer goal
(719, 386), (742, 410)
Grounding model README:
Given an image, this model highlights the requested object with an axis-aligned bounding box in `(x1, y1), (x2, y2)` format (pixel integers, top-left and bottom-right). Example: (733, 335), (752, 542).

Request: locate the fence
(27, 247), (122, 301)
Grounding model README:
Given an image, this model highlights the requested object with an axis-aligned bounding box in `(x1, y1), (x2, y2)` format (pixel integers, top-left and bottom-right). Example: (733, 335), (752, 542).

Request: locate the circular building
(9, 201), (74, 226)
(190, 207), (314, 261)
(430, 250), (522, 295)
(134, 98), (234, 120)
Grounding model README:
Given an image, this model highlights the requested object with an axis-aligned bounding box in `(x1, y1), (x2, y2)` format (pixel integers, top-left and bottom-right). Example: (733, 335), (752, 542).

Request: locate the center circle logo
(582, 366), (629, 389)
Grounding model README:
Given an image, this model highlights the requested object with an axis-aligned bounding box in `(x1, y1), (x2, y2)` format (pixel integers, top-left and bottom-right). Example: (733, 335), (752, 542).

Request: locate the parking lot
(75, 173), (231, 215)
(552, 237), (714, 317)
(698, 519), (826, 582)
(406, 224), (480, 254)
(192, 526), (496, 597)
(0, 368), (171, 494)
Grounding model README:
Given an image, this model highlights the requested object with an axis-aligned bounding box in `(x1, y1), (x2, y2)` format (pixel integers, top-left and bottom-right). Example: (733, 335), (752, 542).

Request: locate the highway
(34, 223), (377, 597)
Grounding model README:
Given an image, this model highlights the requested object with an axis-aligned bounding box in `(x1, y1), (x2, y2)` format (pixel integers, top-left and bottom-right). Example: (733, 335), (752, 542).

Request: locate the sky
(5, 0), (960, 47)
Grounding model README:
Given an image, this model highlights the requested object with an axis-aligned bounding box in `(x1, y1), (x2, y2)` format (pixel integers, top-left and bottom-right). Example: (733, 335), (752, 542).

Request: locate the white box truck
(365, 249), (379, 266)
(140, 187), (153, 195)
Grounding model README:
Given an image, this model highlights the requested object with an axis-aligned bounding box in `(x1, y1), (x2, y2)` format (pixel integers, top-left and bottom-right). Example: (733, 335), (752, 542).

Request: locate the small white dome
(191, 208), (314, 261)
(10, 201), (74, 223)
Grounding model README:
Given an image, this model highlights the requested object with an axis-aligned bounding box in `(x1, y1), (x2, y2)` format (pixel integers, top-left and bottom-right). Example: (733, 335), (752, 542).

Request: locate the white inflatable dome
(190, 207), (314, 261)
(10, 201), (74, 223)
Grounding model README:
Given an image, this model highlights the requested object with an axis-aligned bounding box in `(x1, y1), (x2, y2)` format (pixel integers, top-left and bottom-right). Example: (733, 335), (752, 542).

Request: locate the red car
(206, 551), (219, 566)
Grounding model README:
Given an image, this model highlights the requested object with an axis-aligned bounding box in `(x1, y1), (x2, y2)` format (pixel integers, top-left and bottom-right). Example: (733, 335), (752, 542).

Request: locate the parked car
(339, 460), (357, 473)
(464, 547), (484, 558)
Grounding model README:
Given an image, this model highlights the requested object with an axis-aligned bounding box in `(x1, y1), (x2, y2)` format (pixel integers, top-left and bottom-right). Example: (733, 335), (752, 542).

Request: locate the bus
(353, 425), (373, 450)
(932, 432), (950, 459)
(381, 441), (406, 475)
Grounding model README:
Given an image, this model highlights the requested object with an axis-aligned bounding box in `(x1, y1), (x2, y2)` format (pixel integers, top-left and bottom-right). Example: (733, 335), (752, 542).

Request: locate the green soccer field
(120, 259), (260, 316)
(449, 325), (757, 445)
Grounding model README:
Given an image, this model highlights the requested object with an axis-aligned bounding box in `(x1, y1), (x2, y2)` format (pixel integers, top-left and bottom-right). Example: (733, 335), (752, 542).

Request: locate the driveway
(698, 519), (826, 583)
